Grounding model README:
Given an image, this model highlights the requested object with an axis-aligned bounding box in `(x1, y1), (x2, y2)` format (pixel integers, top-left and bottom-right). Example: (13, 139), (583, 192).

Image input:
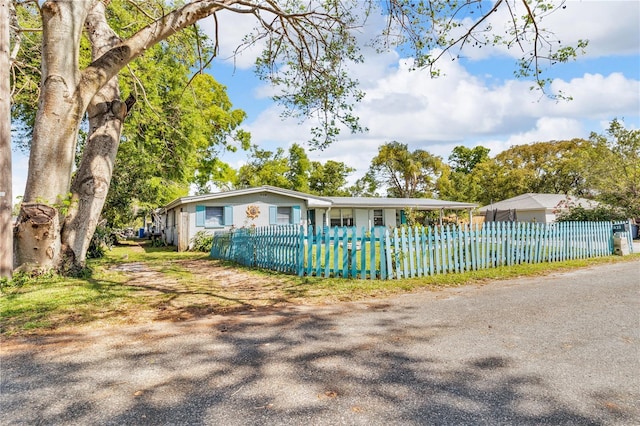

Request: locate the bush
(87, 225), (117, 259)
(556, 205), (628, 222)
(190, 231), (214, 252)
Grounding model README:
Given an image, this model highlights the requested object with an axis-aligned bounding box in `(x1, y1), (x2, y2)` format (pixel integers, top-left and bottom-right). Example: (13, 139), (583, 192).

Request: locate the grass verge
(1, 240), (638, 337)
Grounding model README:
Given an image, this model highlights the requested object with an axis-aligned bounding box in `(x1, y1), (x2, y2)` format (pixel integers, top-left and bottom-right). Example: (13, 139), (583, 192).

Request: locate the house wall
(515, 209), (555, 224)
(309, 207), (398, 228)
(167, 193), (308, 250)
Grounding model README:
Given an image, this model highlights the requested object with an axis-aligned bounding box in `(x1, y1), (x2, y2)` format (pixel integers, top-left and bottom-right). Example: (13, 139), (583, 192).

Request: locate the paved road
(2, 261), (639, 425)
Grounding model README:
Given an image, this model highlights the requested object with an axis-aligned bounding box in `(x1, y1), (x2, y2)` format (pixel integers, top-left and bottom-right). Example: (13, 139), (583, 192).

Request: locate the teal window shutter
(196, 205), (205, 227)
(223, 206), (233, 226)
(269, 206), (277, 225)
(292, 206), (301, 224)
(400, 209), (407, 225)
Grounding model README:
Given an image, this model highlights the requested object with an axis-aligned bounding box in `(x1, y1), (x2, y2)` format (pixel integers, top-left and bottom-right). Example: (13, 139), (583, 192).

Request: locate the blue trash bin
(138, 228), (145, 238)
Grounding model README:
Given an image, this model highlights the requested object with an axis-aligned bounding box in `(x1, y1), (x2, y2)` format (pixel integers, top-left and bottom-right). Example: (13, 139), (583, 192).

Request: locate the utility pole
(0, 0), (12, 278)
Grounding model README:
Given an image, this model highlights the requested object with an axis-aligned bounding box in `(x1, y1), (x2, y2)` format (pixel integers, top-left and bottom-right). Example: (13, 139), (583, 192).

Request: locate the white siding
(515, 209), (551, 224)
(168, 193), (308, 250)
(354, 209), (369, 228)
(384, 209), (396, 227)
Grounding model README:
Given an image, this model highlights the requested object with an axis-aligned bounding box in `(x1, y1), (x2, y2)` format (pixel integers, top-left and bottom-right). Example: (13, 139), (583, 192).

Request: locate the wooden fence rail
(210, 221), (633, 279)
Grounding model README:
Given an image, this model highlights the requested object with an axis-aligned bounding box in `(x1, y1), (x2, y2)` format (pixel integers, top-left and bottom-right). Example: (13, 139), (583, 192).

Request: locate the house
(478, 193), (598, 224)
(159, 185), (477, 251)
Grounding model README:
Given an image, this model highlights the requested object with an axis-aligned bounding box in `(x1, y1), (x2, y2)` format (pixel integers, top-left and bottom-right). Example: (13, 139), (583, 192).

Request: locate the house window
(205, 206), (224, 227)
(277, 207), (291, 225)
(269, 205), (301, 225)
(373, 209), (384, 226)
(330, 209), (354, 227)
(196, 205), (232, 228)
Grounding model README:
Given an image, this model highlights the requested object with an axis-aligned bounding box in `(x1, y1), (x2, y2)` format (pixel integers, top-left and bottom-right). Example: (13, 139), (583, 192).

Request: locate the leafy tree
(556, 205), (627, 222)
(309, 160), (355, 196)
(237, 146), (290, 189)
(348, 171), (381, 197)
(368, 141), (449, 198)
(6, 0), (586, 273)
(237, 144), (354, 196)
(104, 67), (248, 227)
(471, 139), (593, 205)
(285, 144), (311, 193)
(586, 119), (640, 218)
(449, 146), (490, 174)
(441, 145), (490, 203)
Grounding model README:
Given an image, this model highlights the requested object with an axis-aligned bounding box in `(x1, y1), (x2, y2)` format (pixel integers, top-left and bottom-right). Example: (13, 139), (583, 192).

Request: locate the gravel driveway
(2, 260), (639, 425)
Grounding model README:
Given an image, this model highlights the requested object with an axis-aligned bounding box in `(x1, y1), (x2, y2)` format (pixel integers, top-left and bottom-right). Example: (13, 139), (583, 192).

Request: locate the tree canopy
(368, 141), (449, 198)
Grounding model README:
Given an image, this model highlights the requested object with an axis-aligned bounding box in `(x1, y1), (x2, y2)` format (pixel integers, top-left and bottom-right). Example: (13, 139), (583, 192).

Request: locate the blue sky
(11, 0), (640, 200)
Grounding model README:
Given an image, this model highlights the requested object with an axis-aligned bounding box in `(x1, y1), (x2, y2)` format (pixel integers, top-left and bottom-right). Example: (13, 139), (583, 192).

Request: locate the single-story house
(159, 185), (477, 251)
(478, 193), (598, 224)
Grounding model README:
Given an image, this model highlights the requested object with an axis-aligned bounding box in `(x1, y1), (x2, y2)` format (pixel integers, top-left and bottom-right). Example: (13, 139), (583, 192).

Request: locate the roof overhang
(325, 197), (477, 210)
(164, 185), (332, 210)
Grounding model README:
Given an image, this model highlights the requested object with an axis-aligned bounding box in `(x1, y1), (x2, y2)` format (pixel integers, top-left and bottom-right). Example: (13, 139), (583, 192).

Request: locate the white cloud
(239, 48), (639, 183)
(200, 10), (266, 70)
(441, 0), (639, 61)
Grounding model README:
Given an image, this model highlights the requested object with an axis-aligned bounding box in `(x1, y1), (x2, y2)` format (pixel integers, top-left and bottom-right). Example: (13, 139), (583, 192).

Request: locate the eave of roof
(325, 196), (477, 210)
(163, 185), (332, 210)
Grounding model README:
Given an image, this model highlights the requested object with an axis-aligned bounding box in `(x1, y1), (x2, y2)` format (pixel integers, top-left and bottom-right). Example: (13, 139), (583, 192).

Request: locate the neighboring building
(159, 185), (477, 251)
(478, 193), (598, 224)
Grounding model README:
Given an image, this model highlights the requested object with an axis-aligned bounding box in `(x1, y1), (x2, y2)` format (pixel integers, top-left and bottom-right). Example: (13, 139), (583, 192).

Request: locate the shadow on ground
(2, 301), (630, 425)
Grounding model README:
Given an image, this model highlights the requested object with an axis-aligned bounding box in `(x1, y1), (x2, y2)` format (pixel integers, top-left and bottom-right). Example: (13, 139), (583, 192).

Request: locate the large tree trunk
(13, 204), (60, 273)
(14, 0), (226, 272)
(14, 1), (97, 272)
(60, 2), (130, 269)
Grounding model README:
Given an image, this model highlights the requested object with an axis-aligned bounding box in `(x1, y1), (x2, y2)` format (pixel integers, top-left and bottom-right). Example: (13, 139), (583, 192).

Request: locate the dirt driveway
(2, 260), (639, 425)
(106, 258), (303, 321)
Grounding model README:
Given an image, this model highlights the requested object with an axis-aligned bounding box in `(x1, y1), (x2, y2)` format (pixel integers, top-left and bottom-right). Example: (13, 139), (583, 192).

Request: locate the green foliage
(190, 231), (214, 252)
(237, 146), (291, 189)
(103, 29), (249, 227)
(237, 144), (355, 195)
(448, 146), (490, 174)
(469, 139), (593, 205)
(309, 160), (355, 196)
(369, 141), (449, 198)
(0, 270), (58, 292)
(348, 171), (380, 197)
(556, 206), (627, 223)
(87, 225), (117, 259)
(286, 144), (312, 193)
(440, 146), (491, 203)
(586, 119), (640, 218)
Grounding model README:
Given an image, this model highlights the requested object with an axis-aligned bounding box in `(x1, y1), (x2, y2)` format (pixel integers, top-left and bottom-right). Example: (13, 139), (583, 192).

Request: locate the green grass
(1, 239), (638, 337)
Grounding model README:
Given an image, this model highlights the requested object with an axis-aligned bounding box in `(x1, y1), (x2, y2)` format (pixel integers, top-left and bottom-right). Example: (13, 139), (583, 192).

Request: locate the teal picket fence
(302, 226), (389, 279)
(210, 221), (633, 279)
(387, 221), (619, 279)
(210, 225), (301, 274)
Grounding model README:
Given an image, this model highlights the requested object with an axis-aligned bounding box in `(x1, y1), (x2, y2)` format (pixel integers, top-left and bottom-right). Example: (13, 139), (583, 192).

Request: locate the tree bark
(13, 203), (60, 273)
(0, 0), (12, 278)
(15, 1), (97, 272)
(60, 2), (128, 268)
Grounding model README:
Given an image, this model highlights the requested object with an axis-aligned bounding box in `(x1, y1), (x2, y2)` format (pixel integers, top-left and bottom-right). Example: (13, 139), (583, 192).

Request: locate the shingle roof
(164, 186), (477, 211)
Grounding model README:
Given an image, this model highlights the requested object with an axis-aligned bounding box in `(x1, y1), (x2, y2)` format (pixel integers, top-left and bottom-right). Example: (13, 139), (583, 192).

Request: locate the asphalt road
(1, 260), (639, 425)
